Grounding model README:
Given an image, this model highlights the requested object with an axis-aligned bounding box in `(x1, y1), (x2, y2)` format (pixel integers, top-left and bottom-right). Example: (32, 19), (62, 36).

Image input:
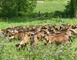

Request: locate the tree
(65, 0), (77, 17)
(70, 0), (77, 17)
(73, 0), (77, 17)
(0, 0), (37, 17)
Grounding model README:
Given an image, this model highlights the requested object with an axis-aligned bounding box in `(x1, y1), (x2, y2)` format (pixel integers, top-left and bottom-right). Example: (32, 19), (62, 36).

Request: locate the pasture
(0, 0), (77, 60)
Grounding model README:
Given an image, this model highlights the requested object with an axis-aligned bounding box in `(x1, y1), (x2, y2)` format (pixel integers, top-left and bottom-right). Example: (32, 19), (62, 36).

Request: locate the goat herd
(1, 24), (77, 48)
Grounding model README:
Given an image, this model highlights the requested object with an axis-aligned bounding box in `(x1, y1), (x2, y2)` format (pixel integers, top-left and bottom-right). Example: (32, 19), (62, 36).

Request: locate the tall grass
(1, 38), (77, 60)
(0, 18), (77, 60)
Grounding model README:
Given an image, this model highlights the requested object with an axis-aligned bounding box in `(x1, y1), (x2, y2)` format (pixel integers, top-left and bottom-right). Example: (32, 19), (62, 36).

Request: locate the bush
(0, 0), (37, 17)
(64, 0), (77, 18)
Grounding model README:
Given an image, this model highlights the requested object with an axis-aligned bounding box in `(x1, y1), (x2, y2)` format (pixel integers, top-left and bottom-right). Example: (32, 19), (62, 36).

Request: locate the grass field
(0, 0), (77, 60)
(34, 0), (69, 13)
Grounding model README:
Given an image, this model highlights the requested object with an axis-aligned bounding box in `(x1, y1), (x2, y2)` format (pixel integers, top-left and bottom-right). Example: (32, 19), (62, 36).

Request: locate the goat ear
(69, 25), (72, 29)
(7, 29), (11, 32)
(14, 30), (18, 33)
(69, 29), (76, 34)
(69, 29), (75, 33)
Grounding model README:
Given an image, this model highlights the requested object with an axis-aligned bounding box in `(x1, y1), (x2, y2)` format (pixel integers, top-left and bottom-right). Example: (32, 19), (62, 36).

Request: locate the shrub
(64, 0), (77, 18)
(0, 0), (37, 17)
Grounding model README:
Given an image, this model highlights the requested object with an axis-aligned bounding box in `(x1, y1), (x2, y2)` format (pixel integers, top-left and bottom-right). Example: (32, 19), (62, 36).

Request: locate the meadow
(0, 0), (77, 60)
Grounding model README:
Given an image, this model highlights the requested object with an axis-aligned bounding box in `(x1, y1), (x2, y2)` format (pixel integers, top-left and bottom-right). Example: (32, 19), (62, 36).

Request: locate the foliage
(0, 0), (37, 17)
(64, 0), (77, 17)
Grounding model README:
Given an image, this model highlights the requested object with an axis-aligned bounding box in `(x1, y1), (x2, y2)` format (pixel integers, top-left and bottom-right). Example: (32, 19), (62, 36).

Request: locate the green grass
(0, 18), (77, 29)
(34, 0), (69, 13)
(0, 18), (77, 60)
(0, 0), (77, 60)
(1, 37), (77, 60)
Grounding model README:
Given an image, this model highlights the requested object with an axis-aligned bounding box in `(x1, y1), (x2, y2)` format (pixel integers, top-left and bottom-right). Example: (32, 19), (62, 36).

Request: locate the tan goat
(44, 29), (72, 44)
